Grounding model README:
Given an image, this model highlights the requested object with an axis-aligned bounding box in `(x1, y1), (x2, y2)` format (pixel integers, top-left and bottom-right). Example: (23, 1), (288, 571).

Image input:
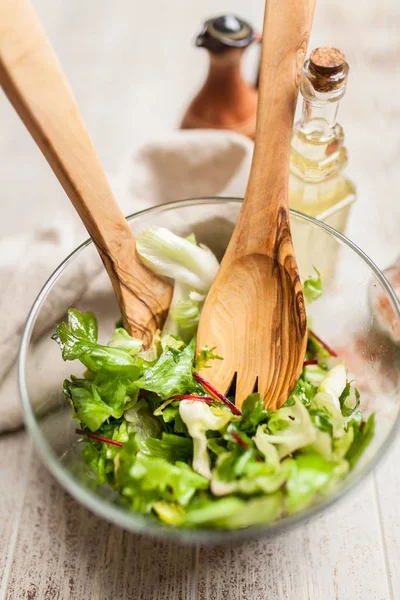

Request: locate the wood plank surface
(374, 434), (400, 600)
(4, 446), (192, 600)
(0, 432), (32, 597)
(197, 477), (391, 600)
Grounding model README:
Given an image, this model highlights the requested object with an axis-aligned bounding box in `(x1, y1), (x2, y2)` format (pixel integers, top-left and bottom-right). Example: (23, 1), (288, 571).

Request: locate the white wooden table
(1, 0), (400, 598)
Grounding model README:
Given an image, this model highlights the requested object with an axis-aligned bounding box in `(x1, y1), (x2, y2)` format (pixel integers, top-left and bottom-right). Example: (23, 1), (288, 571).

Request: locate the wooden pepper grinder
(180, 15), (259, 139)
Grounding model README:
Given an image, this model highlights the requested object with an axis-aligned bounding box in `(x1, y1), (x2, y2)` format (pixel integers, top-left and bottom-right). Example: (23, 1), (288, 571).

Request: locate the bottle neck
(300, 97), (340, 134)
(207, 50), (244, 84)
(203, 49), (256, 109)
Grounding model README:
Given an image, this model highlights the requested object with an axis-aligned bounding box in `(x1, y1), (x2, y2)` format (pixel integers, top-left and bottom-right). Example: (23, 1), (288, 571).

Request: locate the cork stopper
(308, 47), (348, 93)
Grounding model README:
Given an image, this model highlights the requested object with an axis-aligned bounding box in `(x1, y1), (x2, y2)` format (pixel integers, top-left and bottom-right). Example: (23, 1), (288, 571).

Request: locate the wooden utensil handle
(0, 0), (135, 262)
(232, 0), (315, 256)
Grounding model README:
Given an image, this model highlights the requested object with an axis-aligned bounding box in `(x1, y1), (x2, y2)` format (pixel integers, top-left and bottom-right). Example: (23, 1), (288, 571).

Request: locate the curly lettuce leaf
(259, 398), (317, 459)
(118, 452), (208, 509)
(64, 380), (121, 431)
(195, 345), (223, 371)
(134, 338), (196, 399)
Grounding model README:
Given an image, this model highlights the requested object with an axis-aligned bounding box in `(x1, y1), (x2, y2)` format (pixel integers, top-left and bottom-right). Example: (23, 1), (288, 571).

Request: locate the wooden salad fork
(197, 0), (315, 409)
(0, 0), (173, 348)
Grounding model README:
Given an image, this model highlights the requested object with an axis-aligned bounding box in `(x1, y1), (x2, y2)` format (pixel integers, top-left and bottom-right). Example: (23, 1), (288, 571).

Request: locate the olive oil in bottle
(289, 47), (356, 280)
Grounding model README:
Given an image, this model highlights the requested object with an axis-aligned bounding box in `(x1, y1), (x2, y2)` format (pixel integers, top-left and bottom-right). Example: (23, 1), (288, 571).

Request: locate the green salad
(53, 227), (374, 529)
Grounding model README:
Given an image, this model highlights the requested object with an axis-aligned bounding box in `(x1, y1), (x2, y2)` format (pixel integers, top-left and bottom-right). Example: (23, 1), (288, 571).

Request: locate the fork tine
(236, 371), (258, 407)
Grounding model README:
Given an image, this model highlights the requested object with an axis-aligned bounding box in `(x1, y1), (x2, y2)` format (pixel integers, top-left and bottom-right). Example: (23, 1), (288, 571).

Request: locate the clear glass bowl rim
(18, 197), (400, 545)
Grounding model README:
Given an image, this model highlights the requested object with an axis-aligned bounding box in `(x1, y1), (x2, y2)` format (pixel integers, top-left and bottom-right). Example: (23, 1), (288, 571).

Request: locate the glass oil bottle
(289, 47), (356, 281)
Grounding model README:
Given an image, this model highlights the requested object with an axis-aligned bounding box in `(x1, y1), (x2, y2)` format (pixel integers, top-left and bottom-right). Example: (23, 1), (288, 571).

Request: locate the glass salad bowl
(19, 198), (400, 544)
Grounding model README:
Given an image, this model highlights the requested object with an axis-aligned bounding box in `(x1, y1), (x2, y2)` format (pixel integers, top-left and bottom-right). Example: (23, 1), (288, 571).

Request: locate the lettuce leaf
(107, 328), (143, 355)
(239, 393), (270, 434)
(179, 401), (232, 479)
(136, 226), (219, 292)
(284, 377), (318, 408)
(136, 227), (220, 340)
(64, 380), (119, 431)
(80, 420), (129, 483)
(303, 268), (322, 304)
(119, 452), (208, 508)
(285, 452), (345, 514)
(184, 492), (283, 528)
(144, 433), (193, 462)
(53, 309), (139, 376)
(195, 345), (223, 371)
(172, 296), (202, 339)
(124, 399), (163, 445)
(345, 413), (375, 467)
(339, 382), (361, 417)
(153, 501), (186, 526)
(259, 399), (317, 458)
(211, 452), (290, 497)
(134, 338), (197, 399)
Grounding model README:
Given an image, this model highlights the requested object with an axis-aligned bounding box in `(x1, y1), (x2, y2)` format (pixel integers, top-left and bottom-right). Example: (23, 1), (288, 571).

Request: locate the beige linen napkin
(0, 130), (253, 433)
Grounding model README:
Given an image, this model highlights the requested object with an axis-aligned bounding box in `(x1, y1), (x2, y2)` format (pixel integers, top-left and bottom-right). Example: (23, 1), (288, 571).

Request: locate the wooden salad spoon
(0, 0), (173, 348)
(197, 0), (315, 409)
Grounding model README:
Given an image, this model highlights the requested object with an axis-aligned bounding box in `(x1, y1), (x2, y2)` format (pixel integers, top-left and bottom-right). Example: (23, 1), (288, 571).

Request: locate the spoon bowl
(198, 251), (307, 408)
